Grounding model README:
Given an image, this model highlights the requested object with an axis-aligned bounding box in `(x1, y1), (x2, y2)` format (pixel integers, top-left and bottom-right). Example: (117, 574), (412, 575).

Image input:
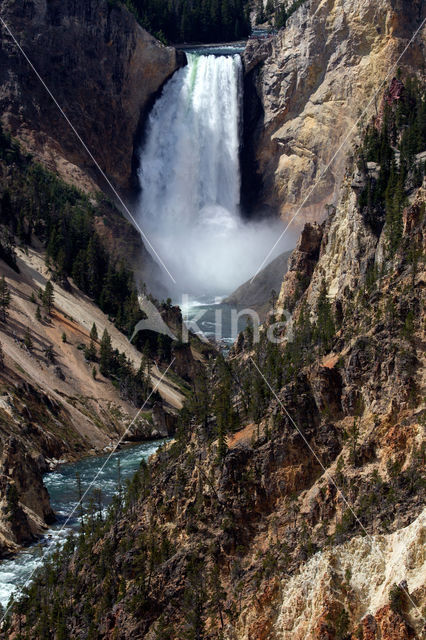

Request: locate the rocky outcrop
(224, 249), (292, 319)
(242, 0), (425, 225)
(126, 402), (176, 441)
(0, 437), (54, 554)
(273, 511), (425, 640)
(0, 0), (183, 193)
(277, 221), (323, 311)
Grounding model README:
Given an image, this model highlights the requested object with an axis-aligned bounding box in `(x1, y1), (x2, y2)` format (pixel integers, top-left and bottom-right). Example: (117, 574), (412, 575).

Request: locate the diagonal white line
(250, 356), (425, 621)
(250, 15), (426, 284)
(0, 357), (175, 624)
(0, 17), (176, 284)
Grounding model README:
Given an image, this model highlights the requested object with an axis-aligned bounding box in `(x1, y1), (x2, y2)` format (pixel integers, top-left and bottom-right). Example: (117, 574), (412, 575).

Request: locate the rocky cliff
(3, 76), (424, 638)
(242, 0), (425, 226)
(224, 249), (292, 320)
(0, 239), (185, 556)
(0, 0), (183, 194)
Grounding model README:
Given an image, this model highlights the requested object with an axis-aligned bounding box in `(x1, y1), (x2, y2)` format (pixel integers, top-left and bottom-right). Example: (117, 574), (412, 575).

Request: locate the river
(0, 439), (166, 609)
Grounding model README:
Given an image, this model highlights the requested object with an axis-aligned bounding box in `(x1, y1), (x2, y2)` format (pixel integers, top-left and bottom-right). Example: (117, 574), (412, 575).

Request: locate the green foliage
(0, 275), (11, 323)
(275, 4), (287, 29)
(257, 0), (307, 28)
(207, 564), (226, 630)
(90, 322), (98, 342)
(97, 328), (153, 405)
(333, 606), (350, 640)
(389, 583), (404, 614)
(24, 327), (33, 350)
(0, 122), (145, 338)
(6, 483), (19, 520)
(122, 0), (251, 44)
(214, 354), (240, 459)
(255, 0), (265, 24)
(182, 556), (206, 639)
(99, 329), (114, 377)
(85, 339), (98, 363)
(358, 76), (426, 252)
(315, 279), (335, 353)
(42, 280), (54, 315)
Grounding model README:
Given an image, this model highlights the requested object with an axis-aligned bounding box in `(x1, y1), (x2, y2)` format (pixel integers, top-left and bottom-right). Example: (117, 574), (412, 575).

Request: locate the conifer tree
(42, 280), (54, 315)
(275, 3), (287, 28)
(85, 339), (97, 362)
(0, 275), (11, 323)
(90, 322), (98, 342)
(265, 0), (274, 17)
(207, 564), (226, 629)
(24, 327), (33, 350)
(99, 328), (113, 376)
(316, 279), (335, 352)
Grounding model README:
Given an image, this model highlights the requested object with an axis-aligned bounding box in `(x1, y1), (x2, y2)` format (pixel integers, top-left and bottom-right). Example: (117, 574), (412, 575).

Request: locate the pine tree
(316, 279), (335, 352)
(207, 564), (226, 629)
(256, 0), (265, 24)
(0, 340), (4, 370)
(265, 0), (274, 17)
(275, 3), (287, 28)
(0, 275), (11, 323)
(42, 280), (54, 315)
(90, 322), (98, 342)
(99, 328), (113, 377)
(24, 326), (33, 350)
(85, 340), (97, 362)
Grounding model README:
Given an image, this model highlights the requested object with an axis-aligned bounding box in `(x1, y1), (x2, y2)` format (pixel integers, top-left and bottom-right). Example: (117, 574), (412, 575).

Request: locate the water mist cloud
(137, 53), (296, 298)
(145, 208), (293, 296)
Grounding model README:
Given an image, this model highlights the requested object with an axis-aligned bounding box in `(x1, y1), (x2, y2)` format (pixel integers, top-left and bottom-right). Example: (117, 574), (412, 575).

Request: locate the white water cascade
(137, 53), (285, 297)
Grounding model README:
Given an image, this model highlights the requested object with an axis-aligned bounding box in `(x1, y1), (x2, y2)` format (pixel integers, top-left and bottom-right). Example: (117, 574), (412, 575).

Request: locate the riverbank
(0, 438), (167, 609)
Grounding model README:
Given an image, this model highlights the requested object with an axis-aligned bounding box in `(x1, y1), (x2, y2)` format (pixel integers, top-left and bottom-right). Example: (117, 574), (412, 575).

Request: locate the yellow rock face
(243, 0), (425, 230)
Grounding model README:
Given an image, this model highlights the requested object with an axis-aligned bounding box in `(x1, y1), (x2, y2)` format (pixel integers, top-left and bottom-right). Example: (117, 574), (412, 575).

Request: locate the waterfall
(137, 53), (285, 297)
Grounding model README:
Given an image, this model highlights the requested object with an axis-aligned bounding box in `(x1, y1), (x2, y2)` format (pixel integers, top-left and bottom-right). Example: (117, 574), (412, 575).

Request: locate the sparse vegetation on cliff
(357, 75), (426, 248)
(0, 125), (144, 338)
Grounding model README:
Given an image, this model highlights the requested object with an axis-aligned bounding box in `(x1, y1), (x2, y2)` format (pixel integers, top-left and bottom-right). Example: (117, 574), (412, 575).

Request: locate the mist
(136, 52), (295, 299)
(143, 205), (294, 297)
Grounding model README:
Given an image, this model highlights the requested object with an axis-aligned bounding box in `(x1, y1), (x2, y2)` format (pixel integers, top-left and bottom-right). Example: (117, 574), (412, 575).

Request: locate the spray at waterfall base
(137, 52), (293, 297)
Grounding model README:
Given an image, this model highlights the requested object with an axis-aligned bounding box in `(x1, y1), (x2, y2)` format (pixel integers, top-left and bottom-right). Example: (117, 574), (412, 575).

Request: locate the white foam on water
(137, 53), (289, 296)
(0, 440), (165, 609)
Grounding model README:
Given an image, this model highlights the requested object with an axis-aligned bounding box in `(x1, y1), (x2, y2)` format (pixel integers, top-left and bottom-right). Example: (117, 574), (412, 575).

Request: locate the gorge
(0, 0), (424, 638)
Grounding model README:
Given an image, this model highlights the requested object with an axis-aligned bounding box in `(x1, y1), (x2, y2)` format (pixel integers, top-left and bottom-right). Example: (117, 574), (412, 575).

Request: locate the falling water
(137, 53), (285, 297)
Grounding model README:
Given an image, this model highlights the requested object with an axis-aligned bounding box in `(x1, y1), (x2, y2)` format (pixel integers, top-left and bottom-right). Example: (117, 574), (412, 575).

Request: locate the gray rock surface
(0, 0), (184, 193)
(225, 249), (292, 319)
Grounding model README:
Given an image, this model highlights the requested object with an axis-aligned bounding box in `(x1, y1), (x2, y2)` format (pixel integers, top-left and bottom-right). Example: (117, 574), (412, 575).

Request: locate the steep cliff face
(0, 0), (183, 193)
(5, 130), (424, 636)
(242, 0), (425, 225)
(0, 242), (184, 556)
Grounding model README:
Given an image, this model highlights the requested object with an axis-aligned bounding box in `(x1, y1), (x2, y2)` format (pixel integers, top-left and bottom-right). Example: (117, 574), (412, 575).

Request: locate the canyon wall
(242, 0), (425, 226)
(0, 0), (183, 193)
